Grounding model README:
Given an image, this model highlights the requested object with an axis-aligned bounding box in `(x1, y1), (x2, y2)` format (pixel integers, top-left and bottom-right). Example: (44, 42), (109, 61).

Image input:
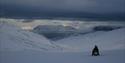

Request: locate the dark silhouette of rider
(92, 45), (100, 56)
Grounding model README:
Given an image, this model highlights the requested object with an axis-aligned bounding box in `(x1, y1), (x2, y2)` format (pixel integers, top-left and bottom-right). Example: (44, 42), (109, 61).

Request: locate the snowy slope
(0, 21), (64, 51)
(0, 21), (125, 63)
(56, 28), (125, 52)
(0, 21), (124, 52)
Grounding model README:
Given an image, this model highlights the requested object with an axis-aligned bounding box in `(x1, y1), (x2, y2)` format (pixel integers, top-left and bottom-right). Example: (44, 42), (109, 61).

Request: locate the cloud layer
(1, 0), (125, 13)
(0, 0), (125, 19)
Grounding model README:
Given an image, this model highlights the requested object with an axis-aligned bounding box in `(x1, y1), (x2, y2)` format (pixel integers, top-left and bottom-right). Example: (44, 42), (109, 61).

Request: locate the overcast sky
(0, 0), (125, 19)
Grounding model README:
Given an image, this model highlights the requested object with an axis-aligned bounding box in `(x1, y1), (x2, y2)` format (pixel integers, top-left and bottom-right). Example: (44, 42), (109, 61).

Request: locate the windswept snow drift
(0, 21), (64, 51)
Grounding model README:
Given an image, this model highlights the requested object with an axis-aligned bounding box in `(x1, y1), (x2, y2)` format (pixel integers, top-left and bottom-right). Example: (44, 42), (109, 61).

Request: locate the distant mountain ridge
(33, 25), (123, 40)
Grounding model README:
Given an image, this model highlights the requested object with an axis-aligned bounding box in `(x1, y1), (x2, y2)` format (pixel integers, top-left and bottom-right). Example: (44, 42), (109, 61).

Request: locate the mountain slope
(0, 21), (125, 52)
(0, 21), (63, 51)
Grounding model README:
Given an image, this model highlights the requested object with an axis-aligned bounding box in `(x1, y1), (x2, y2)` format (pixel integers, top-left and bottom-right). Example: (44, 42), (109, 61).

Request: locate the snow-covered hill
(0, 21), (64, 51)
(0, 21), (125, 63)
(0, 21), (125, 52)
(56, 28), (125, 52)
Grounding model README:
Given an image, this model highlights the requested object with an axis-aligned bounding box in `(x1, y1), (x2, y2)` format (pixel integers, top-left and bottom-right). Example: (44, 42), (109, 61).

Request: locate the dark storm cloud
(1, 0), (125, 13)
(0, 0), (125, 19)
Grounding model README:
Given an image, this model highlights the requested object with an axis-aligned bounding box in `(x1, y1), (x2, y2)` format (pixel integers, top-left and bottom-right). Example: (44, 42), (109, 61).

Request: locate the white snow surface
(0, 50), (125, 63)
(56, 28), (125, 52)
(0, 21), (125, 63)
